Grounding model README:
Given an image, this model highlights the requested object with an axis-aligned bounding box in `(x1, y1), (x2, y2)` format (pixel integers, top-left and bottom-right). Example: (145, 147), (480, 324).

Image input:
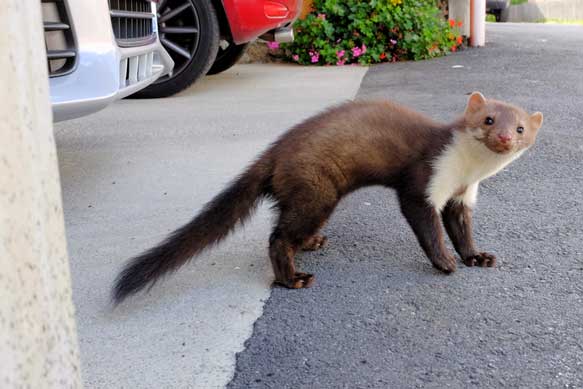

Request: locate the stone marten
(113, 92), (543, 303)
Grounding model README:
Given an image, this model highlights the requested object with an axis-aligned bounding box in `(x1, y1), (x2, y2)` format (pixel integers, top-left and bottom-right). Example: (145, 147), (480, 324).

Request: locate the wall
(508, 0), (583, 22)
(0, 1), (82, 388)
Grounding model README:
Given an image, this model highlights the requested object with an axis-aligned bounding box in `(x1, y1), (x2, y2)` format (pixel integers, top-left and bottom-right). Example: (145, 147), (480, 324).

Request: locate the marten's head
(463, 92), (543, 155)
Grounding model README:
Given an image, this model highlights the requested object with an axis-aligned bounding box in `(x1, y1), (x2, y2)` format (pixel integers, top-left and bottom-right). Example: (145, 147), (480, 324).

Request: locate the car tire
(131, 0), (220, 98)
(493, 9), (502, 22)
(499, 7), (510, 22)
(207, 42), (249, 75)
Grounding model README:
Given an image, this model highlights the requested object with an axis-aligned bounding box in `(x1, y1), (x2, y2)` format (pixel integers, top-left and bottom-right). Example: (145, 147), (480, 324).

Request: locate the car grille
(109, 0), (156, 47)
(42, 0), (77, 77)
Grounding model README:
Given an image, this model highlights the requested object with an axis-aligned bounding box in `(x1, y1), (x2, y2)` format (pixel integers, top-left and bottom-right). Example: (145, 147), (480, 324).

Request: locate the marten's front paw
(463, 252), (496, 267)
(432, 254), (457, 273)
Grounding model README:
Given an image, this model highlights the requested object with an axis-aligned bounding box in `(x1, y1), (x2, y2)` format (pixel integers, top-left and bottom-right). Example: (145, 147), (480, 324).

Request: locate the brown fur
(112, 95), (543, 303)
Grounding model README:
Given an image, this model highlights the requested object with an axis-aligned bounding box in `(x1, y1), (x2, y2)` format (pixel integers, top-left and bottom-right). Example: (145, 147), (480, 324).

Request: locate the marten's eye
(484, 117), (494, 125)
(516, 126), (524, 134)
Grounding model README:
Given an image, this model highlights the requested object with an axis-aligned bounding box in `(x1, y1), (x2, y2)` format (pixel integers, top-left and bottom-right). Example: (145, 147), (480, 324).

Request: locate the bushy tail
(112, 157), (271, 304)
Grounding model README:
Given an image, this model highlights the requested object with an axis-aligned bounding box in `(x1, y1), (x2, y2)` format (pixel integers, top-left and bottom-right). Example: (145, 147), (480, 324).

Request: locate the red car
(135, 0), (301, 98)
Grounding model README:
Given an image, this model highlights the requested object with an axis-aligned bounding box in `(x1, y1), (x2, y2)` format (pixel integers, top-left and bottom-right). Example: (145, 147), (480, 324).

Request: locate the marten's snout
(487, 129), (515, 153)
(497, 131), (513, 144)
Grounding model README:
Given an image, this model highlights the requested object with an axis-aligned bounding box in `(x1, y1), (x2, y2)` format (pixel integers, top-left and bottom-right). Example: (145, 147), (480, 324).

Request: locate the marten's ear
(530, 112), (543, 130)
(465, 92), (486, 114)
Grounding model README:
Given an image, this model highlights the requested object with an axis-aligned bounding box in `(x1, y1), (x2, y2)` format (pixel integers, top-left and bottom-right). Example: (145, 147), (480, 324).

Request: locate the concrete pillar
(449, 0), (471, 37)
(0, 1), (82, 388)
(470, 0), (486, 47)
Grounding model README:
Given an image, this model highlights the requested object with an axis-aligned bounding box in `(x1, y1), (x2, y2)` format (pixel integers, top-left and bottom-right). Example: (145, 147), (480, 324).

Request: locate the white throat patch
(427, 129), (524, 211)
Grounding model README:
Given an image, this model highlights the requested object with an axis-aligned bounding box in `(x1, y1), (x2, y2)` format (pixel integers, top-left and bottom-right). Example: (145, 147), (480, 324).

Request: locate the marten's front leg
(441, 200), (496, 267)
(398, 194), (457, 273)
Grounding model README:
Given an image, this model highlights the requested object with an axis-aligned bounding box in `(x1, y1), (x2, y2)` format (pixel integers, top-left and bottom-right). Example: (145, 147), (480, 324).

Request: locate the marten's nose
(497, 133), (512, 143)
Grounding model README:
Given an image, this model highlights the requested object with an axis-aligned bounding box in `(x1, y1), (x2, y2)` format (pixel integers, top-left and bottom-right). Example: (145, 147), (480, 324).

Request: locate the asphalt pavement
(228, 23), (583, 388)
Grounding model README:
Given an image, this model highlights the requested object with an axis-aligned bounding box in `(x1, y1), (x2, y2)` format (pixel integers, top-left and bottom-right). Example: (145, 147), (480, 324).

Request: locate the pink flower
(310, 52), (320, 63)
(317, 13), (326, 20)
(292, 54), (299, 61)
(336, 59), (346, 66)
(351, 46), (362, 57)
(336, 50), (345, 59)
(361, 44), (367, 54)
(390, 39), (397, 45)
(266, 41), (279, 50)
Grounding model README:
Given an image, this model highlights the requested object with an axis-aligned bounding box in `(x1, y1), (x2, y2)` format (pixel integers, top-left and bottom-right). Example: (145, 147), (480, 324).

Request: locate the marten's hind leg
(269, 199), (336, 288)
(269, 229), (314, 289)
(301, 234), (328, 251)
(301, 197), (332, 251)
(301, 218), (329, 251)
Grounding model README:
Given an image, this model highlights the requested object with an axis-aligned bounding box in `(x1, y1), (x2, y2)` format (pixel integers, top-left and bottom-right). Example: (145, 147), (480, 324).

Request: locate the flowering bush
(281, 0), (463, 66)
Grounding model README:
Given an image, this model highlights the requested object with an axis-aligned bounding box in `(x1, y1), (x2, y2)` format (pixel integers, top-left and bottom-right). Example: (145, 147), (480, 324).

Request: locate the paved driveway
(56, 22), (583, 388)
(229, 23), (583, 388)
(55, 65), (366, 388)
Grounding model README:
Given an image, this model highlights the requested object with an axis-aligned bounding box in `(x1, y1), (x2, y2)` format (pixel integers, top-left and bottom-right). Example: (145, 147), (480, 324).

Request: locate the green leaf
(285, 0), (454, 66)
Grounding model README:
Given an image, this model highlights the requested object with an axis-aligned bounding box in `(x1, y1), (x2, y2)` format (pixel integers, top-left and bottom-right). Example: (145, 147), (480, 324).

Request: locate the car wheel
(207, 42), (249, 75)
(131, 0), (219, 98)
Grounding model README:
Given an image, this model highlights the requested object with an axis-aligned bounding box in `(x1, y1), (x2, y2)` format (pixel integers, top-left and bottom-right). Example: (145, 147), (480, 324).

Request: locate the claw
(464, 252), (496, 268)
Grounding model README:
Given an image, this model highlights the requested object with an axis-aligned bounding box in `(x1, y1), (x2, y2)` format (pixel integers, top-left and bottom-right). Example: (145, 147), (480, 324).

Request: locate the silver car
(43, 0), (174, 122)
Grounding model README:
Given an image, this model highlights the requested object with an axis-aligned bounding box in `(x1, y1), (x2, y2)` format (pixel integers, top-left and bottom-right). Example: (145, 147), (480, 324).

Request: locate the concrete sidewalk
(55, 64), (366, 388)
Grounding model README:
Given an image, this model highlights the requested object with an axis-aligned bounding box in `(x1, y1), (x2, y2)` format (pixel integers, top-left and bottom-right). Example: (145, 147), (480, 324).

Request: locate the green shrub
(281, 0), (463, 65)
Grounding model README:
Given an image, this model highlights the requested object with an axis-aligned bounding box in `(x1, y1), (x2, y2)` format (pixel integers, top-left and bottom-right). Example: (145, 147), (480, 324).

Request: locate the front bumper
(48, 0), (173, 122)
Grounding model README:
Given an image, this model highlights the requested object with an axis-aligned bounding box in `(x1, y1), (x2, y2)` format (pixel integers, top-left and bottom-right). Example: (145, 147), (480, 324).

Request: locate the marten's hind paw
(274, 272), (315, 289)
(464, 252), (496, 267)
(301, 235), (328, 251)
